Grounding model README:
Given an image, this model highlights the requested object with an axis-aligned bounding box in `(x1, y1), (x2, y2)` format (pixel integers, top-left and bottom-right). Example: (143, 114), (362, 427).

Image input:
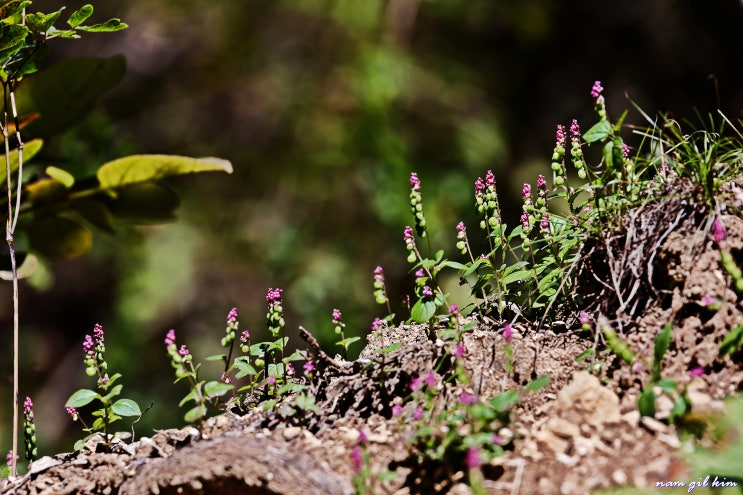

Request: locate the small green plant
(65, 324), (142, 450)
(166, 292), (309, 423)
(637, 323), (694, 424)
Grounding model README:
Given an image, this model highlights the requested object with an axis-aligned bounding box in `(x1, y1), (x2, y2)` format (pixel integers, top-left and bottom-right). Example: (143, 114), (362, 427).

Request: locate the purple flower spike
(93, 323), (104, 342)
(421, 286), (433, 298)
(392, 404), (403, 416)
(240, 330), (250, 343)
(371, 317), (383, 332)
(227, 307), (238, 325)
(713, 218), (727, 245)
(23, 397), (33, 419)
(503, 322), (513, 343)
(521, 183), (531, 200)
(466, 447), (482, 469)
(332, 308), (343, 323)
(266, 288), (283, 303)
(456, 221), (466, 233)
(485, 170), (495, 186)
(590, 80), (604, 99)
(570, 119), (581, 139)
(556, 124), (566, 147)
(165, 329), (176, 346)
(459, 391), (477, 405)
(178, 345), (190, 357)
(409, 172), (421, 192)
(689, 366), (705, 377)
(350, 445), (364, 474)
(474, 177), (485, 195)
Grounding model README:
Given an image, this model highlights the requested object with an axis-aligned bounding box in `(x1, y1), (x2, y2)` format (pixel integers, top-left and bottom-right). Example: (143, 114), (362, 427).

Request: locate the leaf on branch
(65, 388), (99, 408)
(97, 155), (233, 190)
(27, 216), (93, 259)
(67, 4), (93, 28)
(111, 398), (141, 417)
(76, 19), (128, 33)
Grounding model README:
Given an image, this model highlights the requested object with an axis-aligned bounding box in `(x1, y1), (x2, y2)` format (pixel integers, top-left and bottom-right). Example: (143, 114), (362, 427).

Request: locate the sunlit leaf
(583, 120), (611, 143)
(26, 8), (64, 34)
(0, 138), (43, 186)
(410, 298), (436, 323)
(65, 388), (99, 408)
(719, 325), (743, 356)
(97, 154), (233, 190)
(0, 1), (31, 25)
(184, 405), (207, 423)
(524, 375), (551, 392)
(27, 216), (93, 259)
(76, 19), (128, 33)
(0, 23), (27, 64)
(204, 381), (233, 398)
(45, 165), (75, 188)
(67, 4), (93, 28)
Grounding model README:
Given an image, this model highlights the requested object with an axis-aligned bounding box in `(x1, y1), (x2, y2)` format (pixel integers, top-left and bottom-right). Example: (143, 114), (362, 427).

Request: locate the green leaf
(205, 354), (226, 362)
(719, 325), (743, 356)
(25, 178), (69, 207)
(295, 394), (320, 413)
(583, 120), (612, 143)
(71, 199), (116, 234)
(410, 298), (436, 323)
(67, 4), (93, 28)
(336, 336), (361, 349)
(111, 398), (141, 417)
(374, 342), (401, 355)
(184, 405), (207, 423)
(653, 323), (673, 379)
(13, 56), (126, 139)
(501, 269), (532, 286)
(106, 183), (180, 223)
(638, 387), (656, 417)
(178, 388), (200, 407)
(26, 8), (64, 34)
(28, 216), (93, 259)
(0, 24), (27, 71)
(0, 138), (43, 186)
(46, 166), (75, 188)
(490, 390), (520, 412)
(99, 384), (123, 403)
(204, 381), (233, 399)
(524, 375), (551, 393)
(0, 0), (31, 21)
(575, 348), (596, 362)
(97, 154), (233, 190)
(0, 252), (39, 280)
(76, 18), (128, 33)
(65, 389), (99, 408)
(669, 395), (688, 424)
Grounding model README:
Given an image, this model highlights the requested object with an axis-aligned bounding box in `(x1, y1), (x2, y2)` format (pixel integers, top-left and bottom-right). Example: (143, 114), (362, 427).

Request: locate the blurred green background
(1, 0), (742, 456)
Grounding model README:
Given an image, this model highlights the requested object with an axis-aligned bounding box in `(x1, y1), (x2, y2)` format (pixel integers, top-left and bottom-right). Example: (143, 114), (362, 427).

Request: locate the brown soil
(2, 178), (742, 495)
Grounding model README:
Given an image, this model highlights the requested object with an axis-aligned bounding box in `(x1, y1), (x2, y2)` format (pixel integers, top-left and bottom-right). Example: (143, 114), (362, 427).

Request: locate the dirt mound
(2, 179), (742, 494)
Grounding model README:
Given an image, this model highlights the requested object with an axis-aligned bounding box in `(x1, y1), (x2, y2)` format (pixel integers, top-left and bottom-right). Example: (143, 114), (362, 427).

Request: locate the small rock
(282, 427), (302, 441)
(28, 456), (62, 475)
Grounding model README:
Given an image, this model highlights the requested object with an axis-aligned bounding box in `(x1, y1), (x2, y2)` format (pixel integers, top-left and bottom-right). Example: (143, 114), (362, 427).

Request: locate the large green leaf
(13, 56), (126, 138)
(111, 398), (141, 417)
(106, 183), (180, 223)
(27, 215), (93, 259)
(97, 155), (233, 190)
